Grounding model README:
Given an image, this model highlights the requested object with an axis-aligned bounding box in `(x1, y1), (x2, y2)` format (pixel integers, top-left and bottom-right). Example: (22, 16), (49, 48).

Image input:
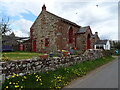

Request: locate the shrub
(102, 50), (112, 56)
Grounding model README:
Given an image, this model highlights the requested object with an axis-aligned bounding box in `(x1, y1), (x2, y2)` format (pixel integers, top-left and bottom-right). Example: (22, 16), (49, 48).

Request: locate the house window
(69, 27), (73, 43)
(45, 38), (49, 47)
(41, 40), (43, 43)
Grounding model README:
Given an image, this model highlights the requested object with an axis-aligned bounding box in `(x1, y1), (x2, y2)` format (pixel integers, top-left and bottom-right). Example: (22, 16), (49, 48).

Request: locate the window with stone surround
(45, 38), (49, 47)
(69, 27), (73, 43)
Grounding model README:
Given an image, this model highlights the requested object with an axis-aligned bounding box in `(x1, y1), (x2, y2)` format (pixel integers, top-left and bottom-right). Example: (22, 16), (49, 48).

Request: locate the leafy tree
(113, 41), (120, 49)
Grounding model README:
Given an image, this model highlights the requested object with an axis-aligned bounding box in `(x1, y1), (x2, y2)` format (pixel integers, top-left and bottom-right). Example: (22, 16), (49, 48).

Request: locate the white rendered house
(94, 40), (110, 50)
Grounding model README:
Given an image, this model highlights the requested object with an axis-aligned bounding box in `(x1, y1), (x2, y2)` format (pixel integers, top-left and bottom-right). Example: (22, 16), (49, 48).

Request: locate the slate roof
(95, 40), (108, 45)
(46, 11), (80, 27)
(15, 37), (29, 40)
(2, 35), (29, 40)
(77, 26), (89, 34)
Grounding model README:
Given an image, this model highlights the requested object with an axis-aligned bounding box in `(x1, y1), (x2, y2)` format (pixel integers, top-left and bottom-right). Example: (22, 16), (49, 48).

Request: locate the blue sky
(20, 11), (36, 21)
(0, 0), (119, 40)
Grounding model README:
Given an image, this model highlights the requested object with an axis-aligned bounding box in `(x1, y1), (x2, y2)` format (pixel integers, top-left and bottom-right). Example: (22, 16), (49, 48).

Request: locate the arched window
(33, 40), (36, 52)
(69, 27), (73, 43)
(87, 34), (91, 49)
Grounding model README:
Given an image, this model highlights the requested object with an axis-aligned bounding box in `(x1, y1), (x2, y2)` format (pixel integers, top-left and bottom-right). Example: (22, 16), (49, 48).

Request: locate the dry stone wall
(1, 49), (104, 78)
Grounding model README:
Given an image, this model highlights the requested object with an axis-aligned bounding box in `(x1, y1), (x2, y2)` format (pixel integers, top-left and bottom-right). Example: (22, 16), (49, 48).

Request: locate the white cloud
(1, 0), (119, 2)
(11, 19), (33, 37)
(13, 29), (25, 37)
(0, 0), (118, 40)
(47, 1), (118, 40)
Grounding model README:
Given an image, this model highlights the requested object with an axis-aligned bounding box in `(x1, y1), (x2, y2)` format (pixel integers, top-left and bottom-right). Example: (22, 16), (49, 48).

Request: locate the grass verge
(2, 52), (41, 60)
(2, 55), (115, 89)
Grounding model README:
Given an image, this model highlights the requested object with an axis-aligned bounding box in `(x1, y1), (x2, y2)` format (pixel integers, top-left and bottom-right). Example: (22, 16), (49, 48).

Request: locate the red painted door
(30, 29), (33, 52)
(69, 28), (73, 43)
(19, 44), (24, 51)
(33, 40), (36, 52)
(87, 39), (90, 49)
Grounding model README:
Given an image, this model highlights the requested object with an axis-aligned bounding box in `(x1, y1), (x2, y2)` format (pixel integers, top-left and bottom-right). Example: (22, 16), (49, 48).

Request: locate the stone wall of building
(76, 30), (99, 51)
(56, 21), (80, 50)
(31, 10), (80, 53)
(30, 5), (100, 53)
(31, 11), (60, 52)
(1, 49), (104, 78)
(76, 34), (86, 51)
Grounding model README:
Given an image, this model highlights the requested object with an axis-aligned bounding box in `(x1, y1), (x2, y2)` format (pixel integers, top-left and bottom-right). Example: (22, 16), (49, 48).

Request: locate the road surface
(64, 56), (118, 88)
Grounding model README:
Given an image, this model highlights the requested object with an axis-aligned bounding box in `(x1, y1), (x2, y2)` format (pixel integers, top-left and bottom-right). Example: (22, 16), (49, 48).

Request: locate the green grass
(2, 55), (115, 89)
(112, 53), (120, 56)
(1, 51), (60, 60)
(2, 52), (41, 60)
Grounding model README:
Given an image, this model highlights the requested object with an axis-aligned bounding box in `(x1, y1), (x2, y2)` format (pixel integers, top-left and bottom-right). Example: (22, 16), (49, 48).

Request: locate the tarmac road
(64, 56), (118, 88)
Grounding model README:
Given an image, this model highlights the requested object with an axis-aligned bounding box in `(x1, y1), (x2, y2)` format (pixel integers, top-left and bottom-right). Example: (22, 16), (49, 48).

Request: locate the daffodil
(6, 86), (8, 88)
(36, 79), (38, 82)
(57, 77), (60, 79)
(57, 86), (61, 89)
(37, 77), (40, 79)
(21, 86), (23, 88)
(39, 79), (42, 81)
(16, 74), (19, 76)
(59, 80), (61, 81)
(12, 75), (15, 78)
(24, 76), (27, 79)
(15, 85), (19, 88)
(36, 75), (38, 77)
(46, 72), (49, 74)
(9, 82), (12, 84)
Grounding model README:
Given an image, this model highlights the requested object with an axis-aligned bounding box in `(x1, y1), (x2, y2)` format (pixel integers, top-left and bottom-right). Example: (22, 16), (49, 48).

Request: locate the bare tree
(0, 17), (11, 35)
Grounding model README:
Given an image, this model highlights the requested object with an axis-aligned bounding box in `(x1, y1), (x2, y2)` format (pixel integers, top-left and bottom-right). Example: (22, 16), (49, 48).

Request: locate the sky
(0, 0), (119, 40)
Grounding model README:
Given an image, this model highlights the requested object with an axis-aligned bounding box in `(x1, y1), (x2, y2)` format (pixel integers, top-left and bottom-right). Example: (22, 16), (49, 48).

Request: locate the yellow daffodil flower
(6, 86), (8, 88)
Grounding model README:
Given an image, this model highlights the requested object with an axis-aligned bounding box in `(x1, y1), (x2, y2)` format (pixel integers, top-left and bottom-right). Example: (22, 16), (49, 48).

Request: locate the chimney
(42, 4), (46, 11)
(95, 32), (98, 36)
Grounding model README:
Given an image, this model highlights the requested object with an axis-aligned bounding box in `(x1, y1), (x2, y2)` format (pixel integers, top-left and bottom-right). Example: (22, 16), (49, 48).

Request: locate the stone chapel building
(30, 5), (99, 53)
